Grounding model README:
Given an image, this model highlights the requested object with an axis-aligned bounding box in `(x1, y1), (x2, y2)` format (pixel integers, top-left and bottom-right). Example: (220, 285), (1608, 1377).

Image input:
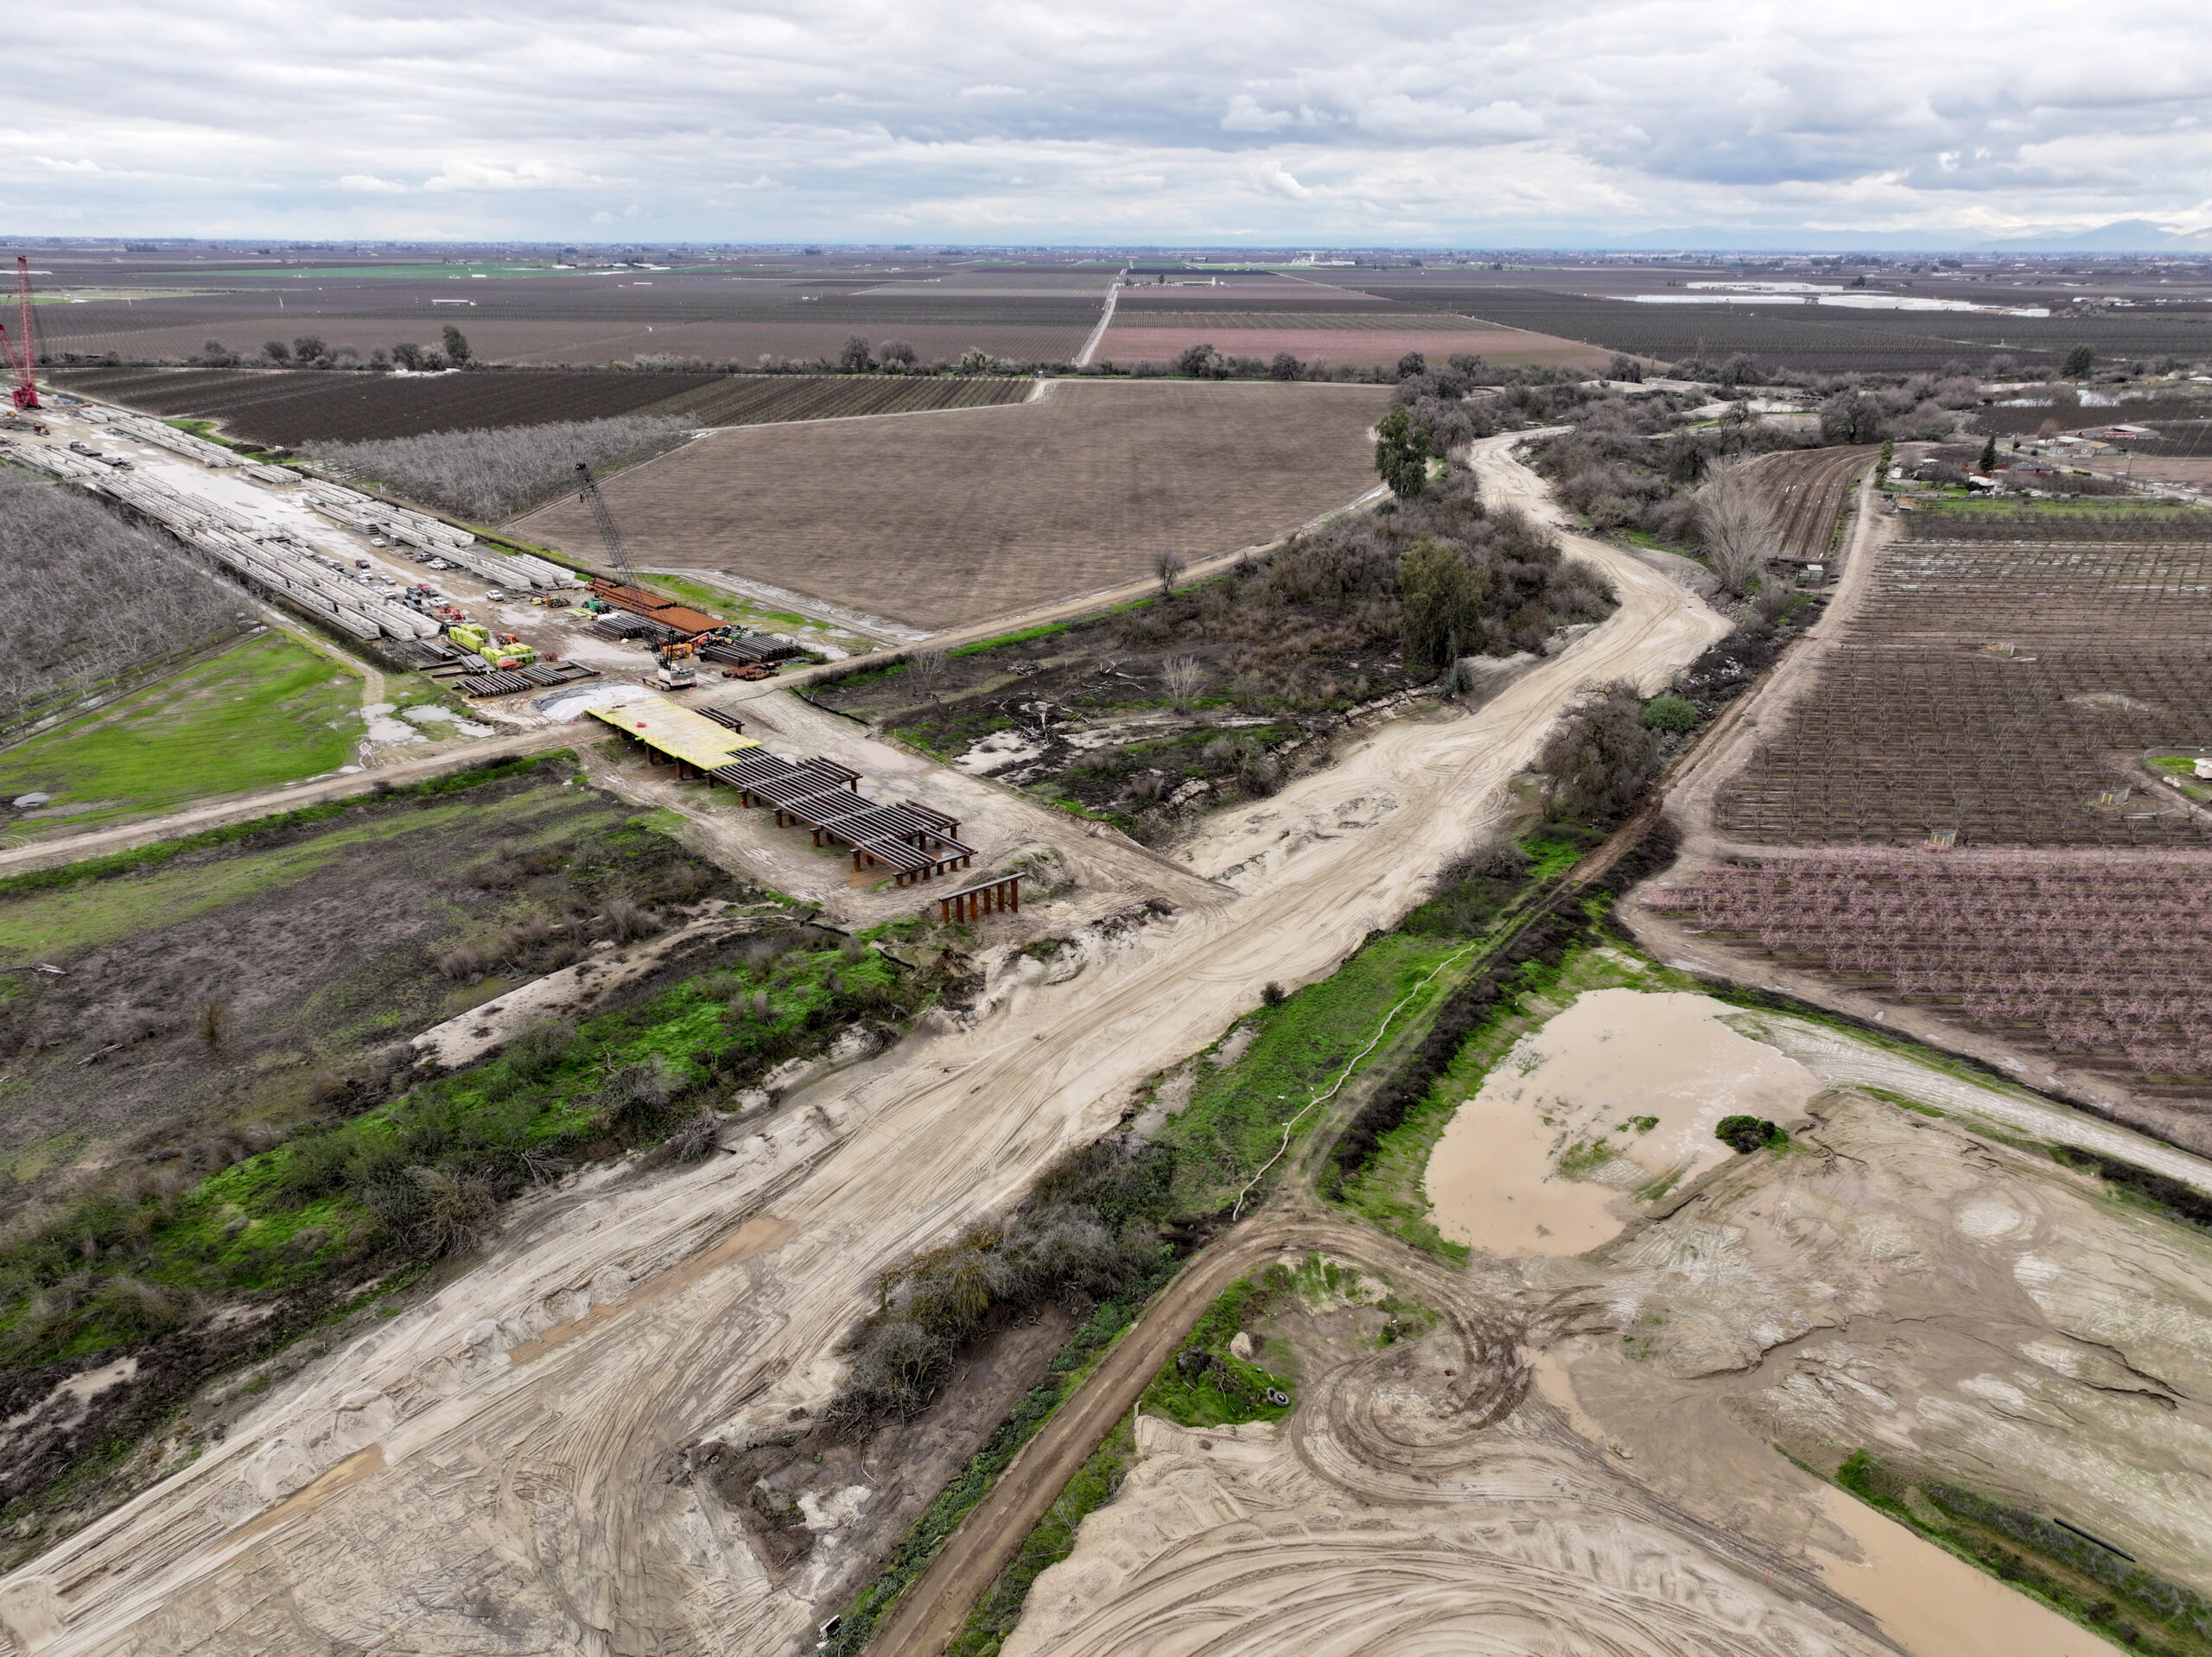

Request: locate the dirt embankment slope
(0, 436), (1727, 1657)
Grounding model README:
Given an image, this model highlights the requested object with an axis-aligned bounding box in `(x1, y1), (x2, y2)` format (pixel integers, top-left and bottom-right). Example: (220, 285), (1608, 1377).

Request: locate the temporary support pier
(936, 873), (1021, 924)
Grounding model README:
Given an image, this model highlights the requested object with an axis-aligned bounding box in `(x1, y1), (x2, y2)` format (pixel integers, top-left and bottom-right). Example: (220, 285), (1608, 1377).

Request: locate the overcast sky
(10, 1), (2210, 247)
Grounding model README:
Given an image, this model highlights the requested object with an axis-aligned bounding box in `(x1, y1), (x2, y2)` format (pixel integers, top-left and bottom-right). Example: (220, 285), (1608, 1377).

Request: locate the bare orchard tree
(0, 471), (241, 729)
(909, 648), (950, 700)
(312, 413), (688, 521)
(1695, 460), (1777, 600)
(1161, 654), (1205, 710)
(1154, 549), (1188, 596)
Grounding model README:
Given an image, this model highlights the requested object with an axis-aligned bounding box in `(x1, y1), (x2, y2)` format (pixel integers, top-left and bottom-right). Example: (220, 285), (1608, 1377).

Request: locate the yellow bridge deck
(589, 695), (760, 771)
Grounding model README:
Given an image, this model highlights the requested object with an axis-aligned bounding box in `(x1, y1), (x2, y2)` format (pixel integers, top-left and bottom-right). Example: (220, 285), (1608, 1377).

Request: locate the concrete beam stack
(88, 473), (439, 643)
(97, 412), (247, 469)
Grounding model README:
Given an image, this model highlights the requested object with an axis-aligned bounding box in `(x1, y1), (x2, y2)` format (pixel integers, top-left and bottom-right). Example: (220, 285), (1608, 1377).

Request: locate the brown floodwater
(1426, 987), (1821, 1256)
(1815, 1489), (2120, 1656)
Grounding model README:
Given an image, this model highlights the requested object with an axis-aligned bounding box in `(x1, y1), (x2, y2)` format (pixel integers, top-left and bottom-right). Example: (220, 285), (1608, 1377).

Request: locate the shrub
(600, 1058), (674, 1122)
(599, 898), (660, 943)
(409, 1166), (499, 1256)
(665, 1109), (721, 1162)
(1535, 682), (1662, 828)
(1641, 695), (1700, 733)
(828, 1171), (1168, 1434)
(1716, 1114), (1780, 1153)
(505, 1017), (577, 1081)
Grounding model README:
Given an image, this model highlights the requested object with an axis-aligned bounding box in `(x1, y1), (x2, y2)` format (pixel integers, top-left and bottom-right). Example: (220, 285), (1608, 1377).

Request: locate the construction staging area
(2, 393), (817, 751)
(591, 695), (978, 886)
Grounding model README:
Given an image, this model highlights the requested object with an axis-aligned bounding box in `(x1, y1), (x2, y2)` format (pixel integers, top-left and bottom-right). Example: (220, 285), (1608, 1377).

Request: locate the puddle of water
(955, 730), (1046, 775)
(1815, 1489), (2118, 1657)
(1428, 1082), (1624, 1256)
(1426, 988), (1822, 1257)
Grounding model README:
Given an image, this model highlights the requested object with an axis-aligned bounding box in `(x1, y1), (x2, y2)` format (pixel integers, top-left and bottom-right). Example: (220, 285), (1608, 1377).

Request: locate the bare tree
(1154, 549), (1188, 596)
(910, 648), (950, 699)
(1695, 460), (1777, 599)
(0, 471), (241, 729)
(1161, 654), (1204, 709)
(312, 413), (688, 521)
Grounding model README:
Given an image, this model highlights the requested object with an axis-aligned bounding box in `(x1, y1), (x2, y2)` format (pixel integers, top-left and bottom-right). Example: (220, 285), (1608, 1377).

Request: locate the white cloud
(422, 160), (605, 194)
(7, 0), (2212, 244)
(1222, 94), (1292, 133)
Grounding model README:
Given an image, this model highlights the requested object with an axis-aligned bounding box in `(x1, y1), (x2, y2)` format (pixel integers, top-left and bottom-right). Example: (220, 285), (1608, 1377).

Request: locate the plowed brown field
(515, 381), (1395, 631)
(1097, 321), (1609, 370)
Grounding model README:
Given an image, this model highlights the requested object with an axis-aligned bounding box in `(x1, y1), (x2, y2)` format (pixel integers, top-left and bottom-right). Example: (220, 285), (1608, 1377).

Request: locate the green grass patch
(1138, 1273), (1295, 1429)
(0, 634), (361, 838)
(0, 929), (915, 1367)
(0, 786), (601, 963)
(950, 621), (1074, 657)
(1519, 829), (1595, 879)
(0, 752), (567, 900)
(1558, 1138), (1616, 1177)
(1154, 933), (1475, 1216)
(2146, 755), (2212, 802)
(1859, 1084), (1947, 1119)
(1615, 527), (1700, 557)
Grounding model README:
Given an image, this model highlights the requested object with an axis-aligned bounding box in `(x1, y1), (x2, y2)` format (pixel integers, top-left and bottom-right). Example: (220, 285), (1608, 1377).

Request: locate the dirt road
(866, 1215), (1519, 1657)
(0, 436), (1727, 1657)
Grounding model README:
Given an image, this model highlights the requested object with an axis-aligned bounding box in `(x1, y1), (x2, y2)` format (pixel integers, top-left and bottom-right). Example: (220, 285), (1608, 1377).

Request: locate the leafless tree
(1154, 549), (1188, 596)
(910, 648), (950, 699)
(313, 413), (688, 522)
(1696, 460), (1777, 599)
(0, 469), (242, 729)
(1161, 654), (1204, 709)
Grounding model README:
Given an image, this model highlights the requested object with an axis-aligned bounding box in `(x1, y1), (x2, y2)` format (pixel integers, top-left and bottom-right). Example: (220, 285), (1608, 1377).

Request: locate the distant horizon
(12, 229), (2212, 259)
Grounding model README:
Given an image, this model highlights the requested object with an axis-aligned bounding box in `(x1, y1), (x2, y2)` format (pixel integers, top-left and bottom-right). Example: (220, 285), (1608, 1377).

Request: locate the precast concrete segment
(0, 436), (1731, 1657)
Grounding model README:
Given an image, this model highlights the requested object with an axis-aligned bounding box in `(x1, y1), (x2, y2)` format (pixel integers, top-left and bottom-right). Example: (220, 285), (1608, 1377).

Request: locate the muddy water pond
(1815, 1489), (2120, 1655)
(1427, 987), (1823, 1257)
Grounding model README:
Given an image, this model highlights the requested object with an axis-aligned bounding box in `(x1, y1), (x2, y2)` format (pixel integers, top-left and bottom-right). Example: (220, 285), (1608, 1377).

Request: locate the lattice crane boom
(575, 461), (631, 577)
(9, 257), (37, 411)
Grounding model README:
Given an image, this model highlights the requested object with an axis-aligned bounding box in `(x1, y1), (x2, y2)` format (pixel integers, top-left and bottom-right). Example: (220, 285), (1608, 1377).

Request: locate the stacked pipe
(3, 441), (104, 480)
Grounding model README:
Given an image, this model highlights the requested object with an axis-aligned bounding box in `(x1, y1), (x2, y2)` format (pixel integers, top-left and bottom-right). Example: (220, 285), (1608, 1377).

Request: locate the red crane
(3, 256), (39, 410)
